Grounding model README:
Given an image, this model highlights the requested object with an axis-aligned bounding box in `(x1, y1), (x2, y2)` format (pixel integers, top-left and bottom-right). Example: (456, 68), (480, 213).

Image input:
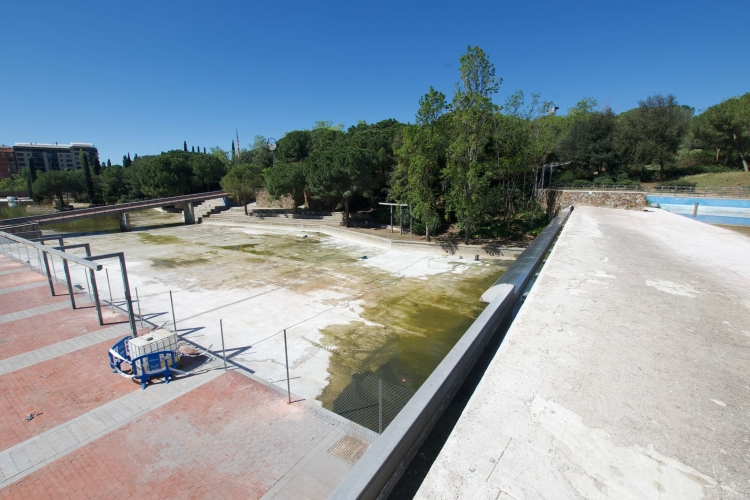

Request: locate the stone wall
(538, 189), (646, 216)
(254, 188), (296, 209)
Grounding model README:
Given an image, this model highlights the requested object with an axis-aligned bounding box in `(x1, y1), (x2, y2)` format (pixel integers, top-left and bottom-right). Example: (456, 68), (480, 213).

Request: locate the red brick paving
(0, 260), (23, 272)
(0, 372), (335, 500)
(0, 339), (138, 450)
(0, 284), (70, 315)
(0, 299), (129, 361)
(0, 270), (46, 288)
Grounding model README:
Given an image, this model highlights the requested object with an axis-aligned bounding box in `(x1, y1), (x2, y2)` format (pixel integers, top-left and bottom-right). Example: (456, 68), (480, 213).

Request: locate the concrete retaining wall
(539, 189), (646, 216)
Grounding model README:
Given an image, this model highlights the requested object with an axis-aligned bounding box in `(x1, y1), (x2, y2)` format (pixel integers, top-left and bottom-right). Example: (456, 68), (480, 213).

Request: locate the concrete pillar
(184, 202), (196, 225)
(119, 213), (131, 232)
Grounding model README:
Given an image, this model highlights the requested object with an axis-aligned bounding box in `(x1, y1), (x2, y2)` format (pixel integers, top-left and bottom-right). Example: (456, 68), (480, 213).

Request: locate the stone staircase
(193, 198), (230, 222)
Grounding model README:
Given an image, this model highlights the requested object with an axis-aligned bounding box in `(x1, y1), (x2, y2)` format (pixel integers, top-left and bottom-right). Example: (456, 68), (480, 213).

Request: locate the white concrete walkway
(416, 206), (750, 500)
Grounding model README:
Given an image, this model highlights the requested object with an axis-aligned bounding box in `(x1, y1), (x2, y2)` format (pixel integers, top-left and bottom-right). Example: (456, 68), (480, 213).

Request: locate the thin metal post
(61, 256), (76, 310)
(41, 247), (55, 296)
(399, 206), (403, 235)
(117, 254), (138, 336)
(692, 203), (699, 218)
(106, 269), (114, 313)
(378, 378), (383, 433)
(25, 245), (31, 266)
(409, 205), (412, 237)
(169, 290), (177, 332)
(88, 265), (103, 326)
(390, 205), (393, 233)
(135, 287), (144, 329)
(220, 319), (227, 371)
(284, 329), (291, 404)
(50, 254), (58, 283)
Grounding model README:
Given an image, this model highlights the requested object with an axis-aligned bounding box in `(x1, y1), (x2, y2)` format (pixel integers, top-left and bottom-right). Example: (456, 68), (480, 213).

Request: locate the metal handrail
(0, 190), (226, 227)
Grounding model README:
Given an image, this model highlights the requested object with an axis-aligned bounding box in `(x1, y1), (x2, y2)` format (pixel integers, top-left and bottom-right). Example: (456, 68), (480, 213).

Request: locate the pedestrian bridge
(0, 191), (227, 232)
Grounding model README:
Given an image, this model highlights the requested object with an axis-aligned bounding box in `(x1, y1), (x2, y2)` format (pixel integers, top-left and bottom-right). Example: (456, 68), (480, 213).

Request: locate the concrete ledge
(328, 285), (516, 500)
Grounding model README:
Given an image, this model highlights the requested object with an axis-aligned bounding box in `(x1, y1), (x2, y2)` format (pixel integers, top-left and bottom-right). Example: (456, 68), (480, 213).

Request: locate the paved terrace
(416, 206), (750, 499)
(0, 257), (375, 499)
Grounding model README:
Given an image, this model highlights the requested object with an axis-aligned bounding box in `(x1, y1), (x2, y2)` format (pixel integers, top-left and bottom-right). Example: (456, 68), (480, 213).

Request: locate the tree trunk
(733, 133), (749, 172)
(464, 227), (469, 245)
(426, 224), (430, 242)
(303, 189), (310, 209)
(344, 198), (350, 227)
(659, 159), (664, 182)
(716, 147), (721, 163)
(243, 196), (248, 215)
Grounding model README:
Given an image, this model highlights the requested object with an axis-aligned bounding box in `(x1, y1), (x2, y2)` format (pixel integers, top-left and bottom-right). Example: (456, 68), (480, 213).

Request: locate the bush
(658, 179), (696, 187)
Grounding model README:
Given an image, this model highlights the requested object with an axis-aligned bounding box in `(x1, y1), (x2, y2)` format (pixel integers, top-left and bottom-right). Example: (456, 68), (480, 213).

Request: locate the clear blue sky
(2, 0), (747, 165)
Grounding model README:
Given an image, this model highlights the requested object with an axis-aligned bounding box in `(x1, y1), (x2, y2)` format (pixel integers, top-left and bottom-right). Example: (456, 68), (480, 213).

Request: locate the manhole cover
(328, 435), (369, 464)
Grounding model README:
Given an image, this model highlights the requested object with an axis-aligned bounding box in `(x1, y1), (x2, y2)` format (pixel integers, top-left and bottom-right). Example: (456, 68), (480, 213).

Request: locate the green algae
(151, 257), (209, 268)
(138, 233), (184, 245)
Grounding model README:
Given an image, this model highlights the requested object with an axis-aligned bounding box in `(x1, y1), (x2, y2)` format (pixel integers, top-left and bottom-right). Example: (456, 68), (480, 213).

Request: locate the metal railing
(646, 186), (749, 198)
(551, 185), (643, 191)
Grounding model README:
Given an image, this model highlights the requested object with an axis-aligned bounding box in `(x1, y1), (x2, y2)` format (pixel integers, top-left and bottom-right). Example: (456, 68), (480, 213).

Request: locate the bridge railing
(646, 186), (749, 198)
(0, 190), (226, 228)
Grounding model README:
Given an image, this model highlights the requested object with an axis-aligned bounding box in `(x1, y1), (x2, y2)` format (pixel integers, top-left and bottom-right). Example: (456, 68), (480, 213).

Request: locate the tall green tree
(92, 157), (101, 176)
(80, 151), (97, 203)
(391, 87), (448, 241)
(445, 46), (501, 243)
(264, 161), (307, 211)
(617, 94), (692, 181)
(26, 158), (37, 199)
(32, 170), (82, 208)
(107, 159), (112, 168)
(184, 141), (188, 152)
(692, 93), (749, 171)
(221, 163), (262, 214)
(138, 151), (194, 197)
(558, 109), (619, 179)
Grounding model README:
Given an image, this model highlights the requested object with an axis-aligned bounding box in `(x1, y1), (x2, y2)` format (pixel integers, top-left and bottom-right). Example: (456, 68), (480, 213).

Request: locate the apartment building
(13, 143), (99, 172)
(0, 145), (16, 179)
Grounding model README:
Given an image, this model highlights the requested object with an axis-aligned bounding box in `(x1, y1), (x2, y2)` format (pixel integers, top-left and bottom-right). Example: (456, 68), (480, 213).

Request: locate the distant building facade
(13, 143), (99, 172)
(0, 145), (16, 179)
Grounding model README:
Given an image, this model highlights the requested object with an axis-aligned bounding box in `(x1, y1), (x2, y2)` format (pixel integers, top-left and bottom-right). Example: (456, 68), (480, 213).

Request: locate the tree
(92, 157), (101, 176)
(558, 109), (619, 179)
(100, 165), (126, 203)
(221, 163), (262, 214)
(567, 98), (598, 120)
(203, 147), (206, 154)
(32, 170), (82, 208)
(391, 87), (448, 241)
(191, 146), (195, 153)
(138, 151), (194, 197)
(80, 151), (97, 203)
(445, 46), (501, 243)
(693, 93), (750, 171)
(264, 161), (306, 212)
(277, 130), (312, 163)
(306, 132), (375, 227)
(184, 141), (188, 152)
(231, 140), (236, 163)
(26, 158), (37, 199)
(617, 94), (692, 181)
(107, 159), (112, 168)
(190, 153), (227, 190)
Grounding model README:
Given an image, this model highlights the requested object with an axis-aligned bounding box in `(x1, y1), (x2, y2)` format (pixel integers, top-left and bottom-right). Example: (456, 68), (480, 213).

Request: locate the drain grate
(328, 435), (369, 464)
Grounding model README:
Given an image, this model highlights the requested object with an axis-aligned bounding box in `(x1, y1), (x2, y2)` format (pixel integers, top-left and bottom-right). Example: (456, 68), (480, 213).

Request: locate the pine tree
(80, 151), (97, 204)
(184, 141), (188, 152)
(107, 159), (111, 168)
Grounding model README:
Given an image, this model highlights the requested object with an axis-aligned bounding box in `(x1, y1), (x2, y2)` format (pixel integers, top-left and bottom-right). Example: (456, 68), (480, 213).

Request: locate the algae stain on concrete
(138, 233), (185, 245)
(317, 262), (506, 409)
(151, 257), (209, 268)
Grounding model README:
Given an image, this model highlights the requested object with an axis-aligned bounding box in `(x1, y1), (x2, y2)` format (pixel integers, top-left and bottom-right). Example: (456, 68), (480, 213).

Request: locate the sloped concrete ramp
(416, 206), (750, 500)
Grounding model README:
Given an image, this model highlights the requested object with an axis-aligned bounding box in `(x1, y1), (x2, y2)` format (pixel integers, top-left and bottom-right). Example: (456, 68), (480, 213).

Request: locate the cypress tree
(203, 147), (206, 154)
(191, 146), (195, 153)
(107, 159), (112, 168)
(231, 140), (236, 162)
(134, 153), (138, 160)
(93, 158), (101, 176)
(197, 145), (200, 153)
(26, 158), (36, 199)
(123, 155), (127, 166)
(80, 151), (96, 204)
(184, 141), (188, 152)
